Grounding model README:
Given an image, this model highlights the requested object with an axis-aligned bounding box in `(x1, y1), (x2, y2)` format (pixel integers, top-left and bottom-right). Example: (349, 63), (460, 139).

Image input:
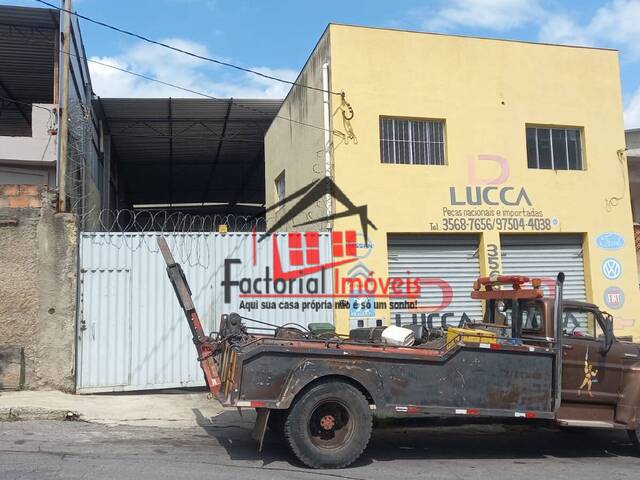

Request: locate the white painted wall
(0, 104), (58, 165)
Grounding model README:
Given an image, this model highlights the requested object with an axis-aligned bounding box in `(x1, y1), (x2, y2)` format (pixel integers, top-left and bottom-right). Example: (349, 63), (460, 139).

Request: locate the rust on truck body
(216, 335), (556, 415)
(210, 288), (640, 431)
(504, 295), (640, 428)
(158, 237), (640, 456)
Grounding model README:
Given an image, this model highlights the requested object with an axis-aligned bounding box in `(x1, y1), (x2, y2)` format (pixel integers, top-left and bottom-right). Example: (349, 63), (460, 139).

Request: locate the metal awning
(0, 5), (58, 136)
(97, 97), (280, 214)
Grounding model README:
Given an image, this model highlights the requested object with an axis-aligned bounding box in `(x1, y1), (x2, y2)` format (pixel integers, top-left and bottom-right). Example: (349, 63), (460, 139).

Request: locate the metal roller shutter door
(501, 234), (586, 301)
(387, 235), (482, 326)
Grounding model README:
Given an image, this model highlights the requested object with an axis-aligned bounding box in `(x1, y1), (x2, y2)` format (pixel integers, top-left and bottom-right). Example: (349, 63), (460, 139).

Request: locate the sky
(5, 0), (640, 128)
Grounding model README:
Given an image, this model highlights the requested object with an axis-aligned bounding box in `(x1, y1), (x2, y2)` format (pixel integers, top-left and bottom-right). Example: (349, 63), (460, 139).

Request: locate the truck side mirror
(599, 313), (615, 353)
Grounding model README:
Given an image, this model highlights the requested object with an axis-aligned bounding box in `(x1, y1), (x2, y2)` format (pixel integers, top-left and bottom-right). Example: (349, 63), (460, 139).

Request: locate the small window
(496, 301), (543, 333)
(274, 171), (285, 209)
(526, 126), (583, 170)
(380, 117), (446, 165)
(563, 309), (603, 339)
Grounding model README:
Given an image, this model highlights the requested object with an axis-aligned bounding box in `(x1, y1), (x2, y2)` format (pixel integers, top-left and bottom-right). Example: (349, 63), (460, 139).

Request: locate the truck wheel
(628, 427), (640, 450)
(284, 380), (372, 469)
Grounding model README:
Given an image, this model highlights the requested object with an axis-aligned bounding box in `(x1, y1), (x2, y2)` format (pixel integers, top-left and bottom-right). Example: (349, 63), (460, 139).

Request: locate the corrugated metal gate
(501, 234), (587, 301)
(77, 232), (333, 393)
(387, 235), (482, 326)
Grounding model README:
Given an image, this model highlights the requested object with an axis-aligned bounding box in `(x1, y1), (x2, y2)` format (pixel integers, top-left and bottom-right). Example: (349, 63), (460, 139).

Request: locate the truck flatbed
(158, 237), (640, 469)
(216, 331), (556, 420)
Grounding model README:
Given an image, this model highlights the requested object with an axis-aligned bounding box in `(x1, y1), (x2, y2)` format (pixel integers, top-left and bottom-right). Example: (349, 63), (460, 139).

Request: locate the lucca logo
(450, 154), (532, 206)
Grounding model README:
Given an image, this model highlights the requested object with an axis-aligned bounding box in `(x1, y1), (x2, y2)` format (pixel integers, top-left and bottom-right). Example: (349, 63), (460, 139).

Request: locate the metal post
(57, 0), (72, 212)
(511, 297), (520, 339)
(322, 63), (332, 230)
(168, 98), (173, 206)
(553, 272), (565, 413)
(52, 17), (59, 105)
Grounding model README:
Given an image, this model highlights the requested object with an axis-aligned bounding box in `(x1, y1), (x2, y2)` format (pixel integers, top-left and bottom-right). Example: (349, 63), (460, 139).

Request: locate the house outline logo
(257, 177), (378, 281)
(262, 176), (377, 243)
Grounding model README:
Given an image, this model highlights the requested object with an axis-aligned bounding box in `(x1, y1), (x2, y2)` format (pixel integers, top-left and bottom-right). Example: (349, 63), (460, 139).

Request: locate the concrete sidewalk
(0, 389), (225, 428)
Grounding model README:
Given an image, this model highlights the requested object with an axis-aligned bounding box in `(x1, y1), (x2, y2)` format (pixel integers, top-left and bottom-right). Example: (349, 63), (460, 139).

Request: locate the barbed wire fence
(3, 16), (332, 268)
(92, 209), (266, 232)
(79, 206), (326, 268)
(64, 97), (315, 265)
(79, 209), (268, 267)
(66, 97), (96, 227)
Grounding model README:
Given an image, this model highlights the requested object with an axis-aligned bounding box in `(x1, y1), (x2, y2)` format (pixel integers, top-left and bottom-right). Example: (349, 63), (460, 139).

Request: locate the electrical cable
(0, 17), (342, 134)
(239, 315), (312, 334)
(0, 95), (55, 112)
(34, 0), (342, 96)
(0, 95), (58, 167)
(605, 148), (628, 211)
(9, 5), (356, 225)
(52, 46), (335, 134)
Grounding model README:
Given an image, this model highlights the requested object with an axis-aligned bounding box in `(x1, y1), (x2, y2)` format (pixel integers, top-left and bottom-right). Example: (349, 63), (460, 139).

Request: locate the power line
(0, 25), (335, 133)
(59, 48), (334, 133)
(0, 95), (55, 112)
(34, 0), (342, 96)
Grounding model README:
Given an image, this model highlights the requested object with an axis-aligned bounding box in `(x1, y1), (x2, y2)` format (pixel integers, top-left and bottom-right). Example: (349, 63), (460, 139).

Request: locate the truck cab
(484, 293), (640, 430)
(158, 236), (640, 469)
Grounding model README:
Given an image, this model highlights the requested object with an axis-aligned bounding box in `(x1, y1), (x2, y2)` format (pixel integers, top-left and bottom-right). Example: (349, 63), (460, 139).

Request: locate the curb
(0, 407), (80, 422)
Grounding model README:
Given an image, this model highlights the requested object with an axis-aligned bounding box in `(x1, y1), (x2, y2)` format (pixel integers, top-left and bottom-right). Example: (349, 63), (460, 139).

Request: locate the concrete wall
(627, 130), (640, 281)
(628, 129), (640, 223)
(264, 29), (331, 231)
(0, 185), (77, 391)
(628, 129), (640, 151)
(0, 104), (58, 187)
(0, 104), (57, 165)
(0, 164), (55, 188)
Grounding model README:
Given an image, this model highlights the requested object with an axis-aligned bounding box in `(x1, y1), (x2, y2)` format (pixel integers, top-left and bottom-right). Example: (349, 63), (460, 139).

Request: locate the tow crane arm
(157, 237), (222, 395)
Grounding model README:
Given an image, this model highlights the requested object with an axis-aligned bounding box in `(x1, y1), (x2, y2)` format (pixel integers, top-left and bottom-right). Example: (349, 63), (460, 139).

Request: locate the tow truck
(158, 237), (640, 469)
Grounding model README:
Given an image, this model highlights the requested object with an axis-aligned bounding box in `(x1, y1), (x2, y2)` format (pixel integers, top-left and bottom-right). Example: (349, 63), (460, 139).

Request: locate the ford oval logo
(596, 233), (624, 250)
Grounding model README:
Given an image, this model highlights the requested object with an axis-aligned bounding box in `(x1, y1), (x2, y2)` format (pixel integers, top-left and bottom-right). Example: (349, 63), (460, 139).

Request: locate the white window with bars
(380, 117), (446, 165)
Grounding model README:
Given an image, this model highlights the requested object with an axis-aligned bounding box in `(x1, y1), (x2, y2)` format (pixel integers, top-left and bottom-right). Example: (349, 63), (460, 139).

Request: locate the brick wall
(0, 185), (42, 209)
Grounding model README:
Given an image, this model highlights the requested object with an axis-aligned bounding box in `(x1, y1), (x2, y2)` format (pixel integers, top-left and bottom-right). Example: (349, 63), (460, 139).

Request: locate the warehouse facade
(265, 24), (640, 339)
(0, 5), (282, 391)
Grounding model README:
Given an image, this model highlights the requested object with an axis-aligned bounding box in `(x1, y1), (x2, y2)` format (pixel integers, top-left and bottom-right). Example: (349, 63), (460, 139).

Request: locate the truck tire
(283, 379), (372, 469)
(628, 427), (640, 450)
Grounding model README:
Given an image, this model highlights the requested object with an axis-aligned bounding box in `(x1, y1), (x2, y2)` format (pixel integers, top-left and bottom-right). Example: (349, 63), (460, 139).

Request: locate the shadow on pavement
(192, 408), (296, 466)
(191, 408), (638, 469)
(364, 423), (636, 463)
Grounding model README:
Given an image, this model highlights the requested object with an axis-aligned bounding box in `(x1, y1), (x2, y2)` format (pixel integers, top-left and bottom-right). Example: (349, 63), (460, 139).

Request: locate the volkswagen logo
(602, 258), (622, 280)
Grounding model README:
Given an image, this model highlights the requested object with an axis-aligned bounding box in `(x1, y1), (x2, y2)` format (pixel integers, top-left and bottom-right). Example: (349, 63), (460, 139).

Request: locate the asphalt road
(1, 412), (640, 480)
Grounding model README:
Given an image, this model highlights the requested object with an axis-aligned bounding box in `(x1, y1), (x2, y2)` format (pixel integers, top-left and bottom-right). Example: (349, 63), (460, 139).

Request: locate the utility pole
(58, 0), (72, 212)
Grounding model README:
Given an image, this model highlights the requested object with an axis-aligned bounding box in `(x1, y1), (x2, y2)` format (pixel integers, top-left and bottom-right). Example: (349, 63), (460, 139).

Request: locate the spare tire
(284, 379), (372, 469)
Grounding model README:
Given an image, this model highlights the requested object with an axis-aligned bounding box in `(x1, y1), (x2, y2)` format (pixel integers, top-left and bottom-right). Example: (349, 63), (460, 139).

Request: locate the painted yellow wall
(325, 25), (639, 338)
(264, 30), (331, 231)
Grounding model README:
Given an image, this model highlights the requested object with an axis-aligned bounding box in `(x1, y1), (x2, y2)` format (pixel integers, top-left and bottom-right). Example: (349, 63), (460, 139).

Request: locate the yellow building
(265, 24), (639, 339)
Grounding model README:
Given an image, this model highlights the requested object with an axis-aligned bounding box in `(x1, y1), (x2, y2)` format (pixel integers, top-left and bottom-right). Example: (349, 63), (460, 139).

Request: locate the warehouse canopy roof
(97, 97), (281, 213)
(0, 6), (58, 136)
